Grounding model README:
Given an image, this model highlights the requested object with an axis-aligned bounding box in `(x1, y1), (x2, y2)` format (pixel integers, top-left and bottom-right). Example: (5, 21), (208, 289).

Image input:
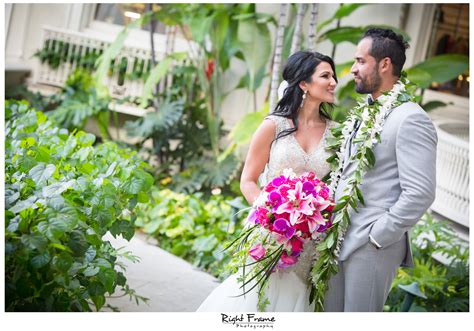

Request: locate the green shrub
(385, 213), (469, 312)
(134, 187), (247, 278)
(5, 100), (154, 311)
(46, 69), (111, 138)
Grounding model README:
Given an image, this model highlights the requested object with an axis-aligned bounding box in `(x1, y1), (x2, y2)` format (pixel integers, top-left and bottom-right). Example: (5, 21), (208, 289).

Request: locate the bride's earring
(300, 90), (307, 108)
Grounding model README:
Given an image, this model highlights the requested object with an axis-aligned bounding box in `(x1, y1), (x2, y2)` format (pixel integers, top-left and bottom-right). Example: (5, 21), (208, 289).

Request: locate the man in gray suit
(324, 28), (438, 312)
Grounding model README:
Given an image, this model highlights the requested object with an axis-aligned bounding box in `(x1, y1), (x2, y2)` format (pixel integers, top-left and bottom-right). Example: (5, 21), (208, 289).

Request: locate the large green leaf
(126, 99), (185, 138)
(122, 169), (154, 194)
(319, 25), (410, 46)
(335, 60), (354, 79)
(228, 104), (268, 145)
(29, 163), (56, 186)
(319, 26), (366, 45)
(237, 19), (272, 91)
(31, 251), (51, 269)
(42, 180), (74, 198)
(140, 57), (173, 108)
(407, 54), (469, 88)
(422, 100), (450, 112)
(317, 4), (367, 32)
(210, 11), (229, 54)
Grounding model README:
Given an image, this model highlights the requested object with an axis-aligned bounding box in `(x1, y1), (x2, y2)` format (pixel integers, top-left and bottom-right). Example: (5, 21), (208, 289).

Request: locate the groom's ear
(379, 57), (392, 74)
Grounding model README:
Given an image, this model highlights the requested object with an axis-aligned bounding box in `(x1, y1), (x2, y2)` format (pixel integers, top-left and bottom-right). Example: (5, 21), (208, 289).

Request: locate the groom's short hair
(362, 28), (410, 77)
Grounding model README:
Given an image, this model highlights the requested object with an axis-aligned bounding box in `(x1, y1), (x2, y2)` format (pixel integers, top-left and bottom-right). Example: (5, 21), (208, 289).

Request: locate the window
(94, 3), (166, 34)
(426, 3), (469, 97)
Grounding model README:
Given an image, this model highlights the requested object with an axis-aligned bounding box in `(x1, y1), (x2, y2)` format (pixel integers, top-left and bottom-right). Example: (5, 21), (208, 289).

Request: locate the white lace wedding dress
(197, 115), (336, 312)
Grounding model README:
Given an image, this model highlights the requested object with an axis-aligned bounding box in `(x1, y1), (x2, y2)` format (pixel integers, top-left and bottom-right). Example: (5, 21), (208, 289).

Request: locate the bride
(197, 51), (338, 312)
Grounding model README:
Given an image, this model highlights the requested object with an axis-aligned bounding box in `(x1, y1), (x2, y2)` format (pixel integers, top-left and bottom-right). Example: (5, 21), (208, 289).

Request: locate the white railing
(431, 121), (469, 227)
(35, 25), (167, 100)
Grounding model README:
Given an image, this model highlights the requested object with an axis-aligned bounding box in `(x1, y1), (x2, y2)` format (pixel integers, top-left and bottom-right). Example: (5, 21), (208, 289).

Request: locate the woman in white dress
(197, 51), (338, 312)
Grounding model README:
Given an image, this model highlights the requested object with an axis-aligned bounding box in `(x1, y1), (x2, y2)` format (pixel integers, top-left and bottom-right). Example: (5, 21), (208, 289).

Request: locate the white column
(403, 4), (436, 67)
(5, 3), (12, 37)
(5, 3), (31, 63)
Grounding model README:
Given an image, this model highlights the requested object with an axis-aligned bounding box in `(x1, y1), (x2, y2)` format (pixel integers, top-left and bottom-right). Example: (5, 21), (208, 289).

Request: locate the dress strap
(265, 114), (290, 138)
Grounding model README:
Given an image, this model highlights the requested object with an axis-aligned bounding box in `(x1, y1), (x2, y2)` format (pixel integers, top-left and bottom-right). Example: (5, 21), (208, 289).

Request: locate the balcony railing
(431, 121), (469, 228)
(35, 26), (168, 101)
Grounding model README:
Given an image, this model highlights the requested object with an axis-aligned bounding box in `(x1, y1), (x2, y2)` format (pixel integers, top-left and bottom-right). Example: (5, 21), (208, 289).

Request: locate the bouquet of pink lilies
(224, 168), (334, 298)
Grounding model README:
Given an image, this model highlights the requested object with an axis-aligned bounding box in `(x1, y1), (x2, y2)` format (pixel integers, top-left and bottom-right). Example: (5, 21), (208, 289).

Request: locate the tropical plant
(134, 187), (247, 278)
(124, 61), (238, 194)
(385, 213), (469, 312)
(93, 4), (275, 193)
(5, 84), (56, 112)
(46, 69), (112, 139)
(5, 100), (153, 311)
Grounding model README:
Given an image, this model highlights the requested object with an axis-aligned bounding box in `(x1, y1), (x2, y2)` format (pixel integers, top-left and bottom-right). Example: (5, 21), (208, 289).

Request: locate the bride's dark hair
(272, 51), (338, 140)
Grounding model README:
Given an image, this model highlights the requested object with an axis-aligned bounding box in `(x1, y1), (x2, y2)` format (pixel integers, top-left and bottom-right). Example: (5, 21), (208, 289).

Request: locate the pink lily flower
(305, 210), (327, 233)
(276, 181), (313, 225)
(248, 244), (266, 261)
(312, 194), (331, 211)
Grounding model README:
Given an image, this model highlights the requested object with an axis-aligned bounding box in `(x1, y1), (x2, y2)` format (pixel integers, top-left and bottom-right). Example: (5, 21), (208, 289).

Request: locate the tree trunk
(290, 4), (306, 54)
(147, 4), (160, 110)
(269, 3), (288, 113)
(307, 3), (319, 52)
(331, 4), (343, 59)
(166, 25), (177, 90)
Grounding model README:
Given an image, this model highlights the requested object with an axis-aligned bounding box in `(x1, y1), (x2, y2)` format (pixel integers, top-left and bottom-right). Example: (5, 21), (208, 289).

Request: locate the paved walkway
(104, 232), (220, 312)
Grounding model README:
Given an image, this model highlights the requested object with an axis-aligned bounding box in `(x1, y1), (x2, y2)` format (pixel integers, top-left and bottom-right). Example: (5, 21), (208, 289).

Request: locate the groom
(324, 28), (438, 312)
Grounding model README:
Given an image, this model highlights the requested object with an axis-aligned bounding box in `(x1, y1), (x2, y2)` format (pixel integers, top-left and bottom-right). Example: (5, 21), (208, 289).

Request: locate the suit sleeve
(369, 112), (438, 248)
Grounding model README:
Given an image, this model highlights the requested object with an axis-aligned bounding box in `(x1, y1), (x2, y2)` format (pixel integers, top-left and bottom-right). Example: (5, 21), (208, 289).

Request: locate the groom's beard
(355, 68), (382, 94)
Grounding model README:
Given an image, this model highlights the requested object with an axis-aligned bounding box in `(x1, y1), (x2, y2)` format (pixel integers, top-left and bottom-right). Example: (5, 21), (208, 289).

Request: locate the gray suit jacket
(335, 101), (437, 267)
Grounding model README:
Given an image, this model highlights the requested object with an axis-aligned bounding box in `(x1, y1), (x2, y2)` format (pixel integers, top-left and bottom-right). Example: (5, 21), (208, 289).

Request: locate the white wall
(6, 3), (72, 68)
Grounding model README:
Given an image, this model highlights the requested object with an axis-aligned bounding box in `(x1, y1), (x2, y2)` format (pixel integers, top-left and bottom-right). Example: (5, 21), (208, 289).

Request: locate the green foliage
(125, 62), (240, 194)
(5, 100), (153, 311)
(46, 69), (111, 138)
(317, 4), (366, 32)
(237, 17), (272, 92)
(139, 53), (186, 108)
(34, 39), (104, 72)
(385, 213), (469, 312)
(407, 54), (469, 89)
(5, 84), (56, 112)
(134, 188), (247, 278)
